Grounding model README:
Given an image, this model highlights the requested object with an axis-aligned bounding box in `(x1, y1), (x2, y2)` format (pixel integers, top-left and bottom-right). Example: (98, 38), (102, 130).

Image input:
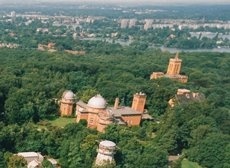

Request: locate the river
(160, 47), (230, 53)
(81, 37), (230, 53)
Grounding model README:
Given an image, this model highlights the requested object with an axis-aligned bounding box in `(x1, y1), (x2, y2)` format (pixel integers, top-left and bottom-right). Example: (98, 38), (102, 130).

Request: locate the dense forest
(0, 46), (229, 167)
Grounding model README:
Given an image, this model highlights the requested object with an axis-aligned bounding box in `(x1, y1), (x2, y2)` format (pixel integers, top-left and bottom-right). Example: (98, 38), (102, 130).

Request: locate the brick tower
(166, 52), (182, 76)
(131, 92), (146, 113)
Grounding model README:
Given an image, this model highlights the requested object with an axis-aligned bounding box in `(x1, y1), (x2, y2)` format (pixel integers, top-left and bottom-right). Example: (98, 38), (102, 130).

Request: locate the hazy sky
(0, 0), (230, 5)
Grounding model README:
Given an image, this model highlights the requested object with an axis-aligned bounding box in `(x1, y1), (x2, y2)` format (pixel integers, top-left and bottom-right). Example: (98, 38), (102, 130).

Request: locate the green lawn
(37, 117), (76, 129)
(181, 159), (202, 168)
(47, 117), (75, 128)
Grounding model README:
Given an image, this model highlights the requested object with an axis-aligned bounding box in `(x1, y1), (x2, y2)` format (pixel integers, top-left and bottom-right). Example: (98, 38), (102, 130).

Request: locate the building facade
(150, 53), (188, 83)
(144, 19), (153, 30)
(120, 19), (129, 28)
(76, 93), (152, 132)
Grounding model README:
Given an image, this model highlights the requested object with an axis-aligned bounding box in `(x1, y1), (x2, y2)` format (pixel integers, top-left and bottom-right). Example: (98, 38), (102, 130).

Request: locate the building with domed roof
(76, 93), (152, 132)
(60, 90), (75, 116)
(76, 94), (109, 129)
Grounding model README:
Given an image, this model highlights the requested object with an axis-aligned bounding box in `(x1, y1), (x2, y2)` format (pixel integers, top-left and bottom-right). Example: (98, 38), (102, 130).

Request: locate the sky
(0, 0), (229, 5)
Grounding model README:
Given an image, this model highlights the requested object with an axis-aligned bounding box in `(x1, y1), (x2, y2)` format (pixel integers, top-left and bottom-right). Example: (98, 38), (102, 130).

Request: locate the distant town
(0, 4), (230, 51)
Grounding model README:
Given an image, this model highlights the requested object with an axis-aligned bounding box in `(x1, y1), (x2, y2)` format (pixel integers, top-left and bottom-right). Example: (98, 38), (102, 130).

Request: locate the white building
(129, 19), (137, 28)
(16, 152), (58, 168)
(120, 19), (129, 28)
(95, 140), (116, 166)
(144, 19), (153, 30)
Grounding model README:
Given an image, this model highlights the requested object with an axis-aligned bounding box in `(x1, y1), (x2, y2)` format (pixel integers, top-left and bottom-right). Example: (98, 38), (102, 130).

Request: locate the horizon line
(1, 1), (230, 6)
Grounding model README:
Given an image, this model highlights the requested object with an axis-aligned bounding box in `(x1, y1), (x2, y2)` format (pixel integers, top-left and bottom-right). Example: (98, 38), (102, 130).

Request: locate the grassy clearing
(37, 117), (76, 128)
(49, 117), (75, 128)
(181, 159), (202, 168)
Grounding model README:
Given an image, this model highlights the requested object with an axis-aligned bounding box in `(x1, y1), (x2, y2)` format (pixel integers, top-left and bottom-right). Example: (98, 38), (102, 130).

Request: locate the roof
(177, 89), (191, 95)
(142, 113), (153, 120)
(87, 94), (107, 109)
(78, 102), (143, 116)
(17, 152), (39, 158)
(17, 152), (43, 163)
(152, 72), (164, 74)
(62, 90), (75, 100)
(77, 101), (88, 109)
(100, 140), (116, 147)
(109, 106), (142, 117)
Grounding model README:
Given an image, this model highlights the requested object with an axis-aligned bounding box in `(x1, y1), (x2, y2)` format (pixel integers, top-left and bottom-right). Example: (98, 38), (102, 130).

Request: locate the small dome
(88, 94), (107, 109)
(62, 90), (75, 100)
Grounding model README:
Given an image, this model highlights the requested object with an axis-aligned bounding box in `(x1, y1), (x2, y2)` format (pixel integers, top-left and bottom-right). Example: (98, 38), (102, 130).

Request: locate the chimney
(131, 92), (146, 113)
(114, 98), (119, 109)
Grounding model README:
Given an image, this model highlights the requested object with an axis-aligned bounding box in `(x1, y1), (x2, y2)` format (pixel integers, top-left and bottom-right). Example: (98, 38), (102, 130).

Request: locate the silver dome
(88, 94), (107, 109)
(62, 90), (75, 100)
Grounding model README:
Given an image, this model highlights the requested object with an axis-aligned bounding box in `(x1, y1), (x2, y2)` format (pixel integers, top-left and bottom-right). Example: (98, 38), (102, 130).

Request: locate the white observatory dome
(62, 90), (75, 100)
(88, 94), (107, 109)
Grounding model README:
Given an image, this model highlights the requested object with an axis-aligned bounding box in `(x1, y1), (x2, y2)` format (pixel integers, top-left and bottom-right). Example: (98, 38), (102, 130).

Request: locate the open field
(37, 117), (76, 128)
(182, 159), (202, 168)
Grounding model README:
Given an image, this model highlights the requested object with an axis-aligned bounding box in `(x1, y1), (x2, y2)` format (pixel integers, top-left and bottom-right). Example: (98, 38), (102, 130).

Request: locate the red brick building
(76, 93), (152, 132)
(150, 53), (188, 83)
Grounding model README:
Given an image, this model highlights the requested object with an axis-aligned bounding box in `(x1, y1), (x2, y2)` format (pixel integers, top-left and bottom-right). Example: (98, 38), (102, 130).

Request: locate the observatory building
(95, 140), (116, 166)
(59, 90), (75, 116)
(76, 92), (152, 132)
(59, 90), (152, 132)
(150, 53), (188, 83)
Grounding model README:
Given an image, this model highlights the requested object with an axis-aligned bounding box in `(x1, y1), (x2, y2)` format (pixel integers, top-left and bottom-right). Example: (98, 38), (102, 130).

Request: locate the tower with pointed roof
(150, 52), (188, 83)
(166, 52), (182, 76)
